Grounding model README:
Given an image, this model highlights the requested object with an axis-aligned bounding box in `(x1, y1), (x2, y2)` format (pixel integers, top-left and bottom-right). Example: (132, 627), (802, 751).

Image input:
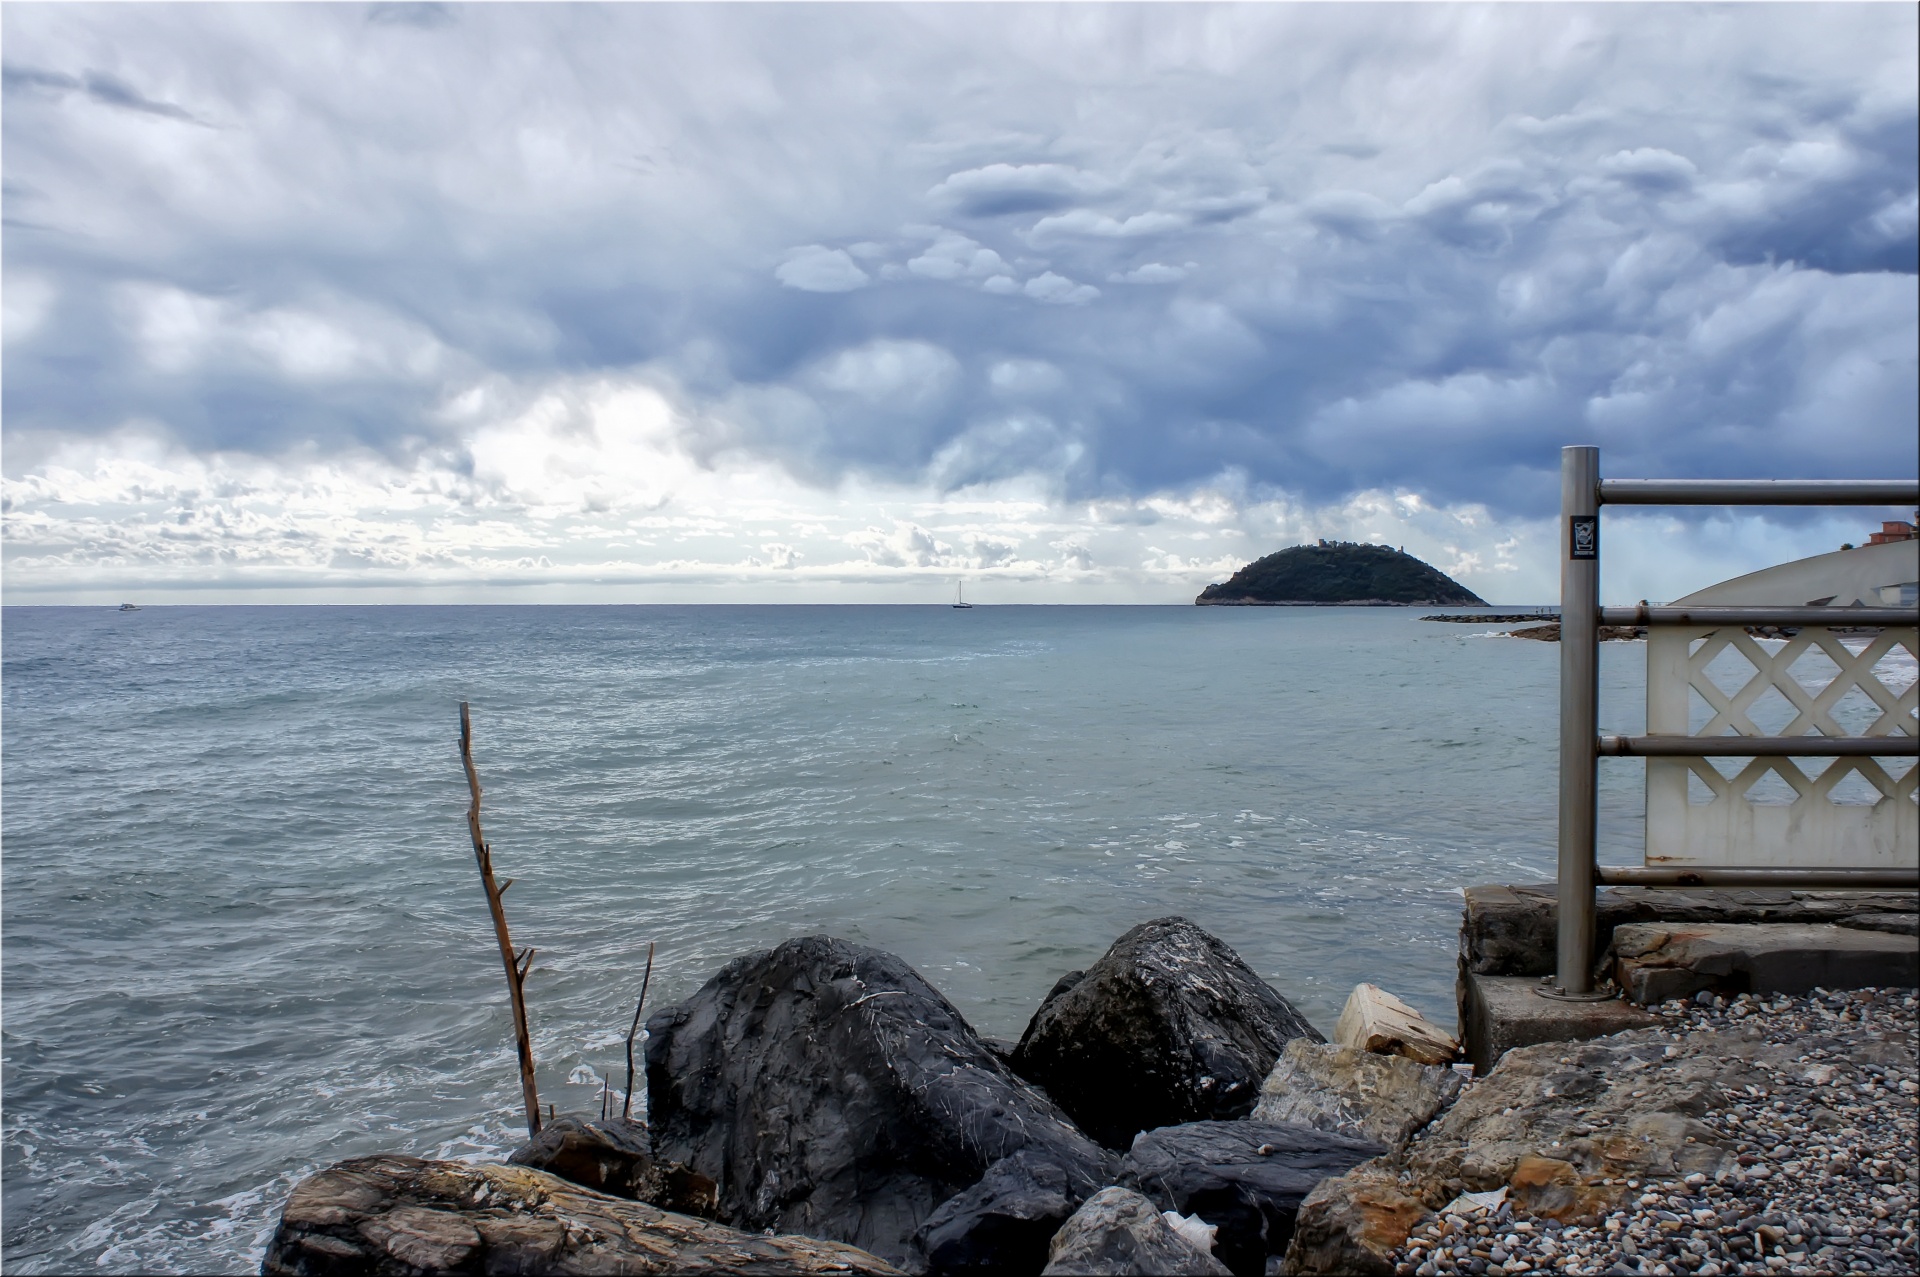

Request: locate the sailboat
(952, 581), (973, 609)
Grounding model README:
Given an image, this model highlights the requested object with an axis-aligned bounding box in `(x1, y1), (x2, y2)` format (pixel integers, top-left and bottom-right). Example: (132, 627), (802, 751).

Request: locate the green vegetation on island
(1196, 540), (1488, 606)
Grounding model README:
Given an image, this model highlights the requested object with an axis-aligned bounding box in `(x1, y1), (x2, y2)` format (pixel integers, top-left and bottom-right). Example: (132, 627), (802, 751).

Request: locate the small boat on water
(952, 581), (973, 609)
(118, 603), (141, 611)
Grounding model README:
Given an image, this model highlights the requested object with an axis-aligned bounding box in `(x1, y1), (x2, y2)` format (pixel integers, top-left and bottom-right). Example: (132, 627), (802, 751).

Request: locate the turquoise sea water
(1, 604), (1654, 1273)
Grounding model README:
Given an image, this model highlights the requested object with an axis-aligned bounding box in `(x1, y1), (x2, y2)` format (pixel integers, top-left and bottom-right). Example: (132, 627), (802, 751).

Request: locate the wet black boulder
(1120, 1120), (1384, 1277)
(645, 935), (1113, 1272)
(914, 1148), (1112, 1277)
(1010, 917), (1324, 1150)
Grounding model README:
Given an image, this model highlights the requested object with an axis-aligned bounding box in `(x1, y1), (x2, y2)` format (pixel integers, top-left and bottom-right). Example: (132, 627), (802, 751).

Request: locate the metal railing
(1549, 446), (1920, 999)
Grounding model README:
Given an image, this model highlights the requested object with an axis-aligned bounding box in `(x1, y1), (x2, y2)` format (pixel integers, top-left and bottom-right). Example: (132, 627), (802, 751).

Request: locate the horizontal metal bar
(1599, 866), (1920, 888)
(1598, 605), (1918, 627)
(1599, 734), (1918, 757)
(1598, 479), (1920, 506)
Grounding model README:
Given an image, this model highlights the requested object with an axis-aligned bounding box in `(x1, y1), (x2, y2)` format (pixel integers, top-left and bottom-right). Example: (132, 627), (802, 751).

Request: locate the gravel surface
(1393, 987), (1918, 1277)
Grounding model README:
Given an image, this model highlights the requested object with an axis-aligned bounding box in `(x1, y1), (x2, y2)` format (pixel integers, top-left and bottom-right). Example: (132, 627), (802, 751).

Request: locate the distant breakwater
(1198, 598), (1464, 607)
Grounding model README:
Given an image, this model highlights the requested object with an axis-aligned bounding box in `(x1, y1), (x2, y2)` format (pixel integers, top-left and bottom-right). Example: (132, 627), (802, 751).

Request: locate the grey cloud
(928, 163), (1112, 217)
(79, 71), (207, 124)
(3, 2), (1914, 523)
(366, 3), (456, 28)
(2, 64), (80, 95)
(1597, 148), (1699, 194)
(3, 63), (206, 123)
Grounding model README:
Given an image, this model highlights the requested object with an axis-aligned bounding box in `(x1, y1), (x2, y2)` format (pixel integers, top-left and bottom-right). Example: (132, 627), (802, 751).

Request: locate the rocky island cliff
(1197, 542), (1487, 607)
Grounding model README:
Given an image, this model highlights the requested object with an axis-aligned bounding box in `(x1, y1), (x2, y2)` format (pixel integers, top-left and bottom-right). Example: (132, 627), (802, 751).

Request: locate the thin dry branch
(622, 941), (656, 1122)
(460, 701), (542, 1138)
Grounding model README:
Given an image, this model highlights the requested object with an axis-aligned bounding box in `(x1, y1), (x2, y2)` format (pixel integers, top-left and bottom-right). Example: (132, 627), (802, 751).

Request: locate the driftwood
(623, 941), (655, 1122)
(262, 1155), (903, 1276)
(1331, 982), (1459, 1066)
(459, 702), (542, 1138)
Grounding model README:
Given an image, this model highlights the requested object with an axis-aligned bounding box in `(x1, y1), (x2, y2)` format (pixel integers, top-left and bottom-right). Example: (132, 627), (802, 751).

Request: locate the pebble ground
(1394, 987), (1919, 1277)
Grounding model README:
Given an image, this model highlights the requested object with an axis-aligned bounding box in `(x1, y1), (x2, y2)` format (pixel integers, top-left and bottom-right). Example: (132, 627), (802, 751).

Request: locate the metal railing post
(1553, 446), (1602, 996)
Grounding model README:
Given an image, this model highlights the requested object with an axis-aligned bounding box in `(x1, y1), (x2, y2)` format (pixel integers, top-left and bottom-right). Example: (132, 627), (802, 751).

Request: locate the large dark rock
(916, 1149), (1106, 1277)
(1040, 1187), (1232, 1276)
(507, 1113), (721, 1218)
(1010, 917), (1323, 1149)
(1119, 1120), (1384, 1277)
(508, 1113), (652, 1198)
(260, 1155), (901, 1276)
(645, 934), (1114, 1271)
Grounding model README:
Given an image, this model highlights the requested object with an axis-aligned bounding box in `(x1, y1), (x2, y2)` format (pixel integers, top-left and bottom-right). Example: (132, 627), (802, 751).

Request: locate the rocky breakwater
(259, 913), (1916, 1277)
(263, 915), (1402, 1277)
(641, 917), (1380, 1277)
(300, 912), (1920, 1277)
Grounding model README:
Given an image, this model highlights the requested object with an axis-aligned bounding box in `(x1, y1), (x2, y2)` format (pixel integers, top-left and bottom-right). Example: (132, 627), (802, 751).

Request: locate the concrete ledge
(1460, 974), (1656, 1075)
(1460, 884), (1920, 979)
(1612, 921), (1920, 1004)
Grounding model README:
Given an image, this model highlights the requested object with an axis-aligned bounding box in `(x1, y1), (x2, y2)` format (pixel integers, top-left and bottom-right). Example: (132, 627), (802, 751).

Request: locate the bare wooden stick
(460, 701), (542, 1138)
(622, 941), (656, 1122)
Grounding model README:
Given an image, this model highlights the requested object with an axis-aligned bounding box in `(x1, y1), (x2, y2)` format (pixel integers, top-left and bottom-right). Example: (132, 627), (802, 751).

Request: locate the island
(1195, 540), (1488, 606)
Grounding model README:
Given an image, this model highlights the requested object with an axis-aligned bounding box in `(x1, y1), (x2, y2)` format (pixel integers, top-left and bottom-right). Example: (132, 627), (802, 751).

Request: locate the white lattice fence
(1646, 625), (1919, 866)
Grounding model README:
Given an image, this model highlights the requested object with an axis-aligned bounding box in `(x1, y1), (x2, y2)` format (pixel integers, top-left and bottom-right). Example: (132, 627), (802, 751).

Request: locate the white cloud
(775, 245), (870, 292)
(926, 163), (1113, 215)
(111, 283), (452, 382)
(1029, 208), (1187, 241)
(1110, 262), (1189, 284)
(1023, 272), (1100, 305)
(2, 392), (1876, 605)
(3, 272), (58, 343)
(986, 359), (1065, 398)
(806, 339), (960, 408)
(906, 230), (1012, 283)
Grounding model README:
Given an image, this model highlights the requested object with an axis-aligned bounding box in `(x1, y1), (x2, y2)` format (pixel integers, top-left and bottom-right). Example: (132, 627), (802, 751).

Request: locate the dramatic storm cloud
(4, 2), (1915, 602)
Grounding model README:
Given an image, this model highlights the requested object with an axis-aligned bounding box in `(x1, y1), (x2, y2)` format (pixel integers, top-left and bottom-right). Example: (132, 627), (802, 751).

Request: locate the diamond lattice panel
(1646, 625), (1919, 867)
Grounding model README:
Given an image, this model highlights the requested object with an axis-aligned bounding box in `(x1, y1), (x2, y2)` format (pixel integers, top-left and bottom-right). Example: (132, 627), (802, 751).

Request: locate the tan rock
(1403, 1027), (1755, 1214)
(1252, 1039), (1463, 1150)
(1278, 1162), (1432, 1276)
(1333, 983), (1459, 1065)
(1504, 1154), (1615, 1222)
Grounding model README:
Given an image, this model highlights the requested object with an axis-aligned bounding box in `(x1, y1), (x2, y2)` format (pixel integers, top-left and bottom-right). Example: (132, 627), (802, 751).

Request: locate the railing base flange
(1534, 985), (1619, 1003)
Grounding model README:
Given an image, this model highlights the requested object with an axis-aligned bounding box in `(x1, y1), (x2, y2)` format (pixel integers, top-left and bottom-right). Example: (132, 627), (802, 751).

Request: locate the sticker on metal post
(1569, 516), (1598, 560)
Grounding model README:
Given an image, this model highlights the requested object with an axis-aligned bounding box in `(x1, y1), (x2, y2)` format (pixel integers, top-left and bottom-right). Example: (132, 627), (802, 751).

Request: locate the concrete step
(1460, 883), (1920, 980)
(1611, 921), (1920, 1005)
(1459, 974), (1657, 1075)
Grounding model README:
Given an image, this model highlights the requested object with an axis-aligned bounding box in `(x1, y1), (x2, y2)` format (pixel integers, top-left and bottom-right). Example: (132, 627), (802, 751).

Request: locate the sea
(0, 603), (1799, 1273)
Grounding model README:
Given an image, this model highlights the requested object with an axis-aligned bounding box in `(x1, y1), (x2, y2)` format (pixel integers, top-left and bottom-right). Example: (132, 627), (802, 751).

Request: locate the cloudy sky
(4, 2), (1915, 604)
